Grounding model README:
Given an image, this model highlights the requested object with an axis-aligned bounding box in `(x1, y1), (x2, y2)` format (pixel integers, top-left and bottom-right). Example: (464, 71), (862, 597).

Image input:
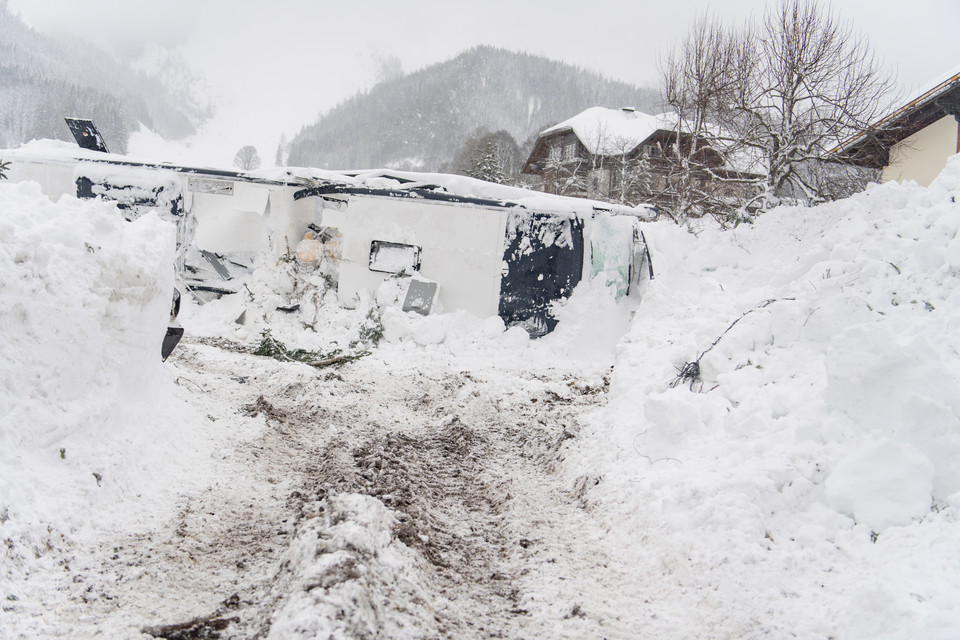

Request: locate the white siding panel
(882, 115), (960, 186)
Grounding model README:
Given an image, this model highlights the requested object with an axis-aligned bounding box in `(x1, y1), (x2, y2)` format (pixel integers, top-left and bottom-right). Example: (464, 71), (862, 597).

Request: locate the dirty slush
(39, 336), (635, 639)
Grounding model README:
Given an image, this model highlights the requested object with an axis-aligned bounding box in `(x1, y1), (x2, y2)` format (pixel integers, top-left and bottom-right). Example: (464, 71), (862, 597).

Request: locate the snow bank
(266, 494), (437, 639)
(0, 182), (215, 583)
(570, 156), (960, 638)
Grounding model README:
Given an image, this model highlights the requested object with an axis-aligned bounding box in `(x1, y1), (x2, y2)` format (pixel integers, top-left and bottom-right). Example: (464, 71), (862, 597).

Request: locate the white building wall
(882, 115), (960, 186)
(319, 197), (508, 318)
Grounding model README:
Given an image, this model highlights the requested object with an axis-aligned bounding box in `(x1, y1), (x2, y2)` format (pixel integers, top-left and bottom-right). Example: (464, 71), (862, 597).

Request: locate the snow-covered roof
(870, 62), (960, 132)
(907, 61), (960, 104)
(540, 107), (677, 156)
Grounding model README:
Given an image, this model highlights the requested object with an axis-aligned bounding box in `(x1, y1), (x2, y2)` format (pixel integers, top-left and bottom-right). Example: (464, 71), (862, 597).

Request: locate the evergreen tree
(449, 128), (521, 183)
(275, 133), (288, 167)
(468, 140), (507, 184)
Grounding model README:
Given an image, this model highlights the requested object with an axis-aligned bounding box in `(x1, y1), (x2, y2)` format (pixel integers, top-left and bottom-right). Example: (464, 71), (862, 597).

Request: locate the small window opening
(368, 240), (422, 274)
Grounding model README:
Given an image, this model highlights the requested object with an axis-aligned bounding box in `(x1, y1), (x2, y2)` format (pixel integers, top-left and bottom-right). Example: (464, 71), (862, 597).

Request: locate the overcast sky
(7, 0), (959, 164)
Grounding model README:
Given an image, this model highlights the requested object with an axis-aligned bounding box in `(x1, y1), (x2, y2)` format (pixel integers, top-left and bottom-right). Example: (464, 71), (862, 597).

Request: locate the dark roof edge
(837, 72), (960, 157)
(293, 183), (527, 210)
(72, 156), (300, 187)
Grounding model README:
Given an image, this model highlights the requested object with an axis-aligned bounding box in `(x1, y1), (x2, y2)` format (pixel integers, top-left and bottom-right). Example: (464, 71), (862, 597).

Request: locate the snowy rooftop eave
(835, 63), (960, 166)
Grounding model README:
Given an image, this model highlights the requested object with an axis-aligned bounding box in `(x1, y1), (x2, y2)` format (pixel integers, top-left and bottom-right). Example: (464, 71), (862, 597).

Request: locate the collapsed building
(2, 120), (654, 336)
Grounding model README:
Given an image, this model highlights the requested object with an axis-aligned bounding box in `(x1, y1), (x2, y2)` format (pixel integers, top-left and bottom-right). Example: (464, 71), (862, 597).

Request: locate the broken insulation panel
(369, 241), (422, 274)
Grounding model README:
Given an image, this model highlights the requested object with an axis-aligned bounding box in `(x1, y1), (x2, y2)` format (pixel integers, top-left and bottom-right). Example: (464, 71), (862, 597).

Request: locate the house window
(562, 138), (577, 162)
(644, 144), (660, 158)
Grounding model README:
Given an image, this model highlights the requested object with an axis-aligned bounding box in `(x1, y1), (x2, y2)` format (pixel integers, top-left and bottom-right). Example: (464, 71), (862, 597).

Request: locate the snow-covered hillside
(2, 157), (959, 638)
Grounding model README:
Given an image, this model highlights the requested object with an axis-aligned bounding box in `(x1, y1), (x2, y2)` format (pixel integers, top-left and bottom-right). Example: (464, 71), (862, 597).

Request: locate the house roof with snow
(522, 107), (680, 175)
(837, 64), (960, 168)
(521, 106), (763, 178)
(540, 107), (678, 156)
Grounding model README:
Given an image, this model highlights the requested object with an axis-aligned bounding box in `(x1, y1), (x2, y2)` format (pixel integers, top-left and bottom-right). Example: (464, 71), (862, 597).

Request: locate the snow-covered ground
(571, 158), (960, 639)
(2, 157), (960, 638)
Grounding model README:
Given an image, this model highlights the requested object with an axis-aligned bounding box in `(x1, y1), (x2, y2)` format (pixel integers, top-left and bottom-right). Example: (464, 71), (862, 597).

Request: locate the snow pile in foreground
(266, 494), (438, 639)
(0, 182), (212, 579)
(572, 156), (960, 638)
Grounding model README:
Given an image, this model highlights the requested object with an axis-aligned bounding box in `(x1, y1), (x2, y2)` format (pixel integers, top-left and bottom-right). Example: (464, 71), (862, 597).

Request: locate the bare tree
(606, 135), (648, 205)
(659, 0), (896, 221)
(233, 145), (262, 171)
(584, 121), (610, 200)
(572, 121), (645, 204)
(659, 12), (761, 224)
(739, 0), (895, 203)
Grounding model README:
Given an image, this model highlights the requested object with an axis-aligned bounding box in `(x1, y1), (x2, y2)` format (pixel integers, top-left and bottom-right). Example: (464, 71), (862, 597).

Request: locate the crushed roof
(2, 139), (654, 218)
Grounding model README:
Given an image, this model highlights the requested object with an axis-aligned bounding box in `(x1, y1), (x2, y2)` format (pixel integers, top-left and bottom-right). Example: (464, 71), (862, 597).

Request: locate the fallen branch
(670, 297), (795, 390)
(254, 329), (369, 369)
(142, 594), (241, 639)
(143, 613), (238, 639)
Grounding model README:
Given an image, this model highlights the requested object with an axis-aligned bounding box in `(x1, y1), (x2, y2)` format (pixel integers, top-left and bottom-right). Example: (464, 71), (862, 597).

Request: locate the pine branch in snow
(254, 329), (369, 369)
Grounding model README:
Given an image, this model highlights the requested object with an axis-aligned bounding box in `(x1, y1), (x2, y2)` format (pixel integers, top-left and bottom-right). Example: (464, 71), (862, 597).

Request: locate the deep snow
(2, 156), (960, 638)
(568, 158), (960, 638)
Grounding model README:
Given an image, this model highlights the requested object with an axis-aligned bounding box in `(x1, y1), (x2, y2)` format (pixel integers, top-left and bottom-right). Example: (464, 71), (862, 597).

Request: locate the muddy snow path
(23, 339), (644, 639)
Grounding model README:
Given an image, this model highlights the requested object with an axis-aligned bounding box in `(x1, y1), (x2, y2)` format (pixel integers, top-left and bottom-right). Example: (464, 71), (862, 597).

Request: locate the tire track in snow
(29, 340), (644, 638)
(251, 358), (641, 639)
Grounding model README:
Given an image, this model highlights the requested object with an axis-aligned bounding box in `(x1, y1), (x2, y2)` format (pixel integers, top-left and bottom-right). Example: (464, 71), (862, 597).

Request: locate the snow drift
(569, 155), (960, 638)
(3, 151), (960, 639)
(0, 182), (215, 575)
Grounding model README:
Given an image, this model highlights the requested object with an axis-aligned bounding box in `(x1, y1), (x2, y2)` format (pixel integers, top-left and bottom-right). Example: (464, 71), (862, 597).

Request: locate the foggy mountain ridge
(130, 42), (217, 127)
(0, 3), (206, 153)
(286, 46), (660, 173)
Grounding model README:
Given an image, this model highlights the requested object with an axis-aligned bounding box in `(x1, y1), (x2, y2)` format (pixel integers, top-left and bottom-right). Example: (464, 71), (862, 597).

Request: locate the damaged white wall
(1, 141), (654, 330)
(318, 196), (509, 318)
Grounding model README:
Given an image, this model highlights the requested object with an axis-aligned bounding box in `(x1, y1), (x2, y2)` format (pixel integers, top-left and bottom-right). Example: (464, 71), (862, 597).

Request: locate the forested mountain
(0, 3), (204, 153)
(287, 46), (660, 173)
